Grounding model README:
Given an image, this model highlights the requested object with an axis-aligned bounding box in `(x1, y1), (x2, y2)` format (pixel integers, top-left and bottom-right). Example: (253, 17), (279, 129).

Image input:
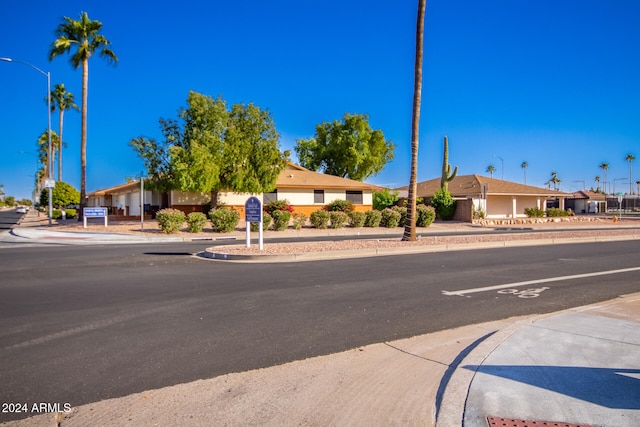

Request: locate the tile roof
(397, 175), (571, 198)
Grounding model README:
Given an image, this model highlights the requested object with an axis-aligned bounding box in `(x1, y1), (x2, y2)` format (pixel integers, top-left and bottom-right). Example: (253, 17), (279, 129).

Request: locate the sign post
(244, 196), (263, 250)
(617, 192), (624, 218)
(83, 207), (108, 228)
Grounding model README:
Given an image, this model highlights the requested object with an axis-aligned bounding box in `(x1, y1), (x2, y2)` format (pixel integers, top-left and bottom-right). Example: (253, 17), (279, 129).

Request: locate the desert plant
(348, 211), (366, 227)
(329, 211), (349, 228)
(392, 206), (407, 227)
(381, 208), (402, 227)
(209, 208), (240, 232)
(310, 210), (330, 229)
(271, 209), (291, 231)
(524, 207), (545, 218)
(364, 209), (382, 227)
(430, 188), (456, 220)
(156, 208), (186, 234)
(416, 204), (435, 227)
(292, 212), (307, 230)
(186, 212), (208, 232)
(325, 199), (354, 213)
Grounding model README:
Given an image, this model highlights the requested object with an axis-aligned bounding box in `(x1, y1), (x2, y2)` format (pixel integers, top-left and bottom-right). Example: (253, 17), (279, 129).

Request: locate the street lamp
(1, 57), (53, 225)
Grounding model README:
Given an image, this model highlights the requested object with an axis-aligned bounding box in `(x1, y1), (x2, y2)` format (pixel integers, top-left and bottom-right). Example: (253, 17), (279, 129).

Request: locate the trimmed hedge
(156, 208), (186, 234)
(310, 210), (330, 229)
(187, 212), (208, 233)
(209, 208), (240, 232)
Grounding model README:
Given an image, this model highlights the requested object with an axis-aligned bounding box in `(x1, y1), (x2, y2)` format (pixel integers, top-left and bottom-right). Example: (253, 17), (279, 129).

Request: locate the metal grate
(487, 417), (595, 427)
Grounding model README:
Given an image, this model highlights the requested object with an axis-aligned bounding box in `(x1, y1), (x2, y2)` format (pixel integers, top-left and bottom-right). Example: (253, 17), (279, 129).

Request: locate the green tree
(49, 11), (118, 218)
(402, 0), (426, 242)
(49, 83), (79, 182)
(295, 113), (394, 181)
(131, 91), (288, 203)
(599, 162), (609, 194)
(39, 181), (79, 208)
(373, 188), (399, 211)
(625, 153), (635, 194)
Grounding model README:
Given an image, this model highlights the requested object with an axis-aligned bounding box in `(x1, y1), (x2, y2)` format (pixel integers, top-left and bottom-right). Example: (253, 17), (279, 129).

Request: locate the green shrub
(329, 211), (349, 228)
(348, 211), (366, 227)
(271, 209), (291, 231)
(310, 210), (330, 229)
(381, 208), (402, 227)
(364, 209), (382, 227)
(524, 207), (545, 218)
(208, 208), (240, 232)
(325, 199), (354, 213)
(292, 212), (307, 230)
(156, 208), (186, 234)
(186, 212), (208, 233)
(416, 204), (436, 227)
(251, 212), (272, 231)
(372, 188), (399, 210)
(65, 208), (77, 219)
(392, 206), (407, 227)
(264, 199), (294, 215)
(546, 208), (569, 217)
(430, 188), (456, 220)
(51, 209), (62, 220)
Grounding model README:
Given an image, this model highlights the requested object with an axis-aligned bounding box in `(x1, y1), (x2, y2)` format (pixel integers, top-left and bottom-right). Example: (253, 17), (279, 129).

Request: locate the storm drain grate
(487, 417), (594, 427)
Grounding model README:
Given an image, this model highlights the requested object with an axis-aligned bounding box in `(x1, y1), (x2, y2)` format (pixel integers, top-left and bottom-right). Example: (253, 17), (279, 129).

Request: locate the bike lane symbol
(497, 286), (550, 298)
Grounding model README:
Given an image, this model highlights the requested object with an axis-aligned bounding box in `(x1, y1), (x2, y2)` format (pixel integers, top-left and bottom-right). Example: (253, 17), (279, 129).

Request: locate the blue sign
(245, 197), (262, 222)
(84, 207), (108, 217)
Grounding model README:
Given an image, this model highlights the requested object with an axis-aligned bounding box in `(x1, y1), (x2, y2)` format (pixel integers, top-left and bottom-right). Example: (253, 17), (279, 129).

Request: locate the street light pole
(1, 57), (53, 225)
(493, 155), (504, 180)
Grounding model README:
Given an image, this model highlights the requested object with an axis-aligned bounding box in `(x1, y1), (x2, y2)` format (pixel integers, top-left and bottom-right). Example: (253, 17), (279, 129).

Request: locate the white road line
(442, 266), (640, 297)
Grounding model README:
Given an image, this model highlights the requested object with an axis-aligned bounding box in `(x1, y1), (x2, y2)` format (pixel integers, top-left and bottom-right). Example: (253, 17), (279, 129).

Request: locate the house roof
(397, 175), (572, 198)
(571, 190), (607, 200)
(276, 163), (382, 191)
(87, 163), (381, 197)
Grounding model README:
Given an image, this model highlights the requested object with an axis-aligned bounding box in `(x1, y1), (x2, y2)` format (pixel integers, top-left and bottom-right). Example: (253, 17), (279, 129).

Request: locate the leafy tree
(49, 83), (79, 182)
(295, 113), (394, 181)
(373, 188), (399, 210)
(49, 11), (118, 218)
(402, 0), (426, 242)
(131, 91), (288, 203)
(431, 188), (456, 220)
(39, 181), (79, 208)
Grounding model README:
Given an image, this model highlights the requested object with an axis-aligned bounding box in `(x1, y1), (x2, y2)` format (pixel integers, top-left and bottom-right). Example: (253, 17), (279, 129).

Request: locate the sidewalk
(5, 293), (639, 427)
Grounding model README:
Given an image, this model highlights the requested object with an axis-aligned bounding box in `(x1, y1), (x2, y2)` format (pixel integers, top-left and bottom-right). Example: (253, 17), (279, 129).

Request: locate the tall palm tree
(49, 12), (117, 218)
(402, 0), (426, 242)
(50, 83), (79, 182)
(599, 162), (609, 194)
(594, 176), (601, 192)
(521, 161), (528, 185)
(37, 129), (59, 186)
(550, 171), (561, 191)
(625, 153), (635, 195)
(486, 164), (496, 178)
(636, 180), (640, 195)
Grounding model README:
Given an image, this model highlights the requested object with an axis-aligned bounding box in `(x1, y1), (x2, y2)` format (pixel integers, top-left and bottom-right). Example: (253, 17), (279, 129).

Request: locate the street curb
(201, 233), (640, 262)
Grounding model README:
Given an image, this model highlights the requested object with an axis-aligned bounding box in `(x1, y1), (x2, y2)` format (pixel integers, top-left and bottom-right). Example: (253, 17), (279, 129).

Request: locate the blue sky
(1, 0), (639, 202)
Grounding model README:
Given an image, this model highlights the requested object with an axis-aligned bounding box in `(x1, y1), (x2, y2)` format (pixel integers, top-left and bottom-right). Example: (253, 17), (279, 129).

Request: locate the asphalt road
(1, 239), (639, 422)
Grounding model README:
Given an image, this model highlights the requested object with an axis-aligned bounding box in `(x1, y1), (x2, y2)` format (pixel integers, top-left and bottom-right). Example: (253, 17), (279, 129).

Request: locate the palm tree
(50, 83), (79, 182)
(636, 180), (640, 195)
(594, 176), (601, 192)
(486, 164), (496, 178)
(521, 161), (528, 185)
(37, 129), (59, 186)
(599, 162), (609, 194)
(402, 0), (426, 242)
(550, 171), (561, 191)
(49, 12), (118, 218)
(625, 154), (635, 195)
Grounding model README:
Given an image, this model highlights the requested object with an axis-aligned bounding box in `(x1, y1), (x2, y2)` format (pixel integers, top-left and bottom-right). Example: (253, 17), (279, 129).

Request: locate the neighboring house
(565, 190), (607, 214)
(397, 175), (571, 221)
(86, 163), (380, 218)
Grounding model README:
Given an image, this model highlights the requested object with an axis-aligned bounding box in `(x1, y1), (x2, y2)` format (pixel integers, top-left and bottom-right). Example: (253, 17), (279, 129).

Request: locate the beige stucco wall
(486, 195), (545, 218)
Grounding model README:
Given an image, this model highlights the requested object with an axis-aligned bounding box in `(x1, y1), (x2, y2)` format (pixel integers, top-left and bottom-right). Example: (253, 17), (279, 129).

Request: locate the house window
(346, 190), (363, 204)
(314, 190), (324, 204)
(264, 190), (277, 204)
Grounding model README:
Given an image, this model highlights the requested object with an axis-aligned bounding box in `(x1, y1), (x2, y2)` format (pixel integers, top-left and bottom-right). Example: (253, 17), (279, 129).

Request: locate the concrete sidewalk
(4, 293), (638, 427)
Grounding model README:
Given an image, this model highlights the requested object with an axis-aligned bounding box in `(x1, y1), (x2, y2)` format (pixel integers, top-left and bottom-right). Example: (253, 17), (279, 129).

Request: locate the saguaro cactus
(440, 135), (458, 190)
